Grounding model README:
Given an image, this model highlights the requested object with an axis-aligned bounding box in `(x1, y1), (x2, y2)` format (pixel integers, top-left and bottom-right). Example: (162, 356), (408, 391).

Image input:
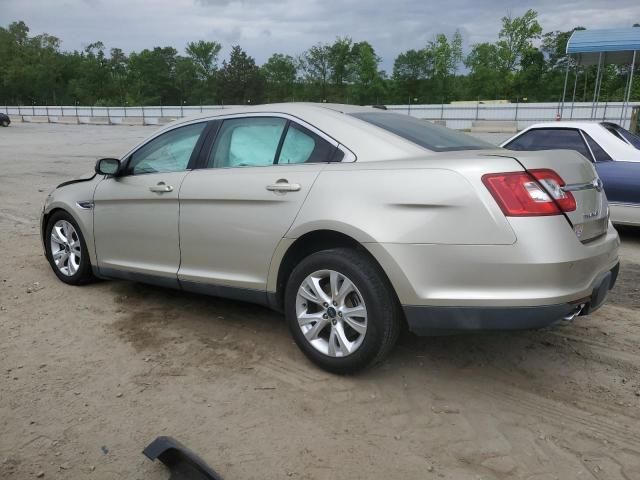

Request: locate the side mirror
(95, 158), (121, 176)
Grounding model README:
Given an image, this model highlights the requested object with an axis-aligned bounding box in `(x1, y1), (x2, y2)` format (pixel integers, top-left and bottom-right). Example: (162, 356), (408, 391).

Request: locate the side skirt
(93, 265), (273, 308)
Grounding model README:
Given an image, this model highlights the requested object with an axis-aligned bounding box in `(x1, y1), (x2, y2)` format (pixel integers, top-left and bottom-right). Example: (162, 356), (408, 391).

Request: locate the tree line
(0, 10), (638, 107)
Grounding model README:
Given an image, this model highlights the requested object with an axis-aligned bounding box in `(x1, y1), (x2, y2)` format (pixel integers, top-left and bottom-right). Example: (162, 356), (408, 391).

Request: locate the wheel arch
(42, 205), (97, 266)
(269, 229), (403, 318)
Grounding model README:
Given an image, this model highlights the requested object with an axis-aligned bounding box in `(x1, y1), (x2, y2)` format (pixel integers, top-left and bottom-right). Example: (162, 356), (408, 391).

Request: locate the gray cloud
(2, 0), (639, 70)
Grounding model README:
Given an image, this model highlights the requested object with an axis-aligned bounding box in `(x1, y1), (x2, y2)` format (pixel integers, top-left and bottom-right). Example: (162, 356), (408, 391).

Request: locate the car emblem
(583, 210), (599, 219)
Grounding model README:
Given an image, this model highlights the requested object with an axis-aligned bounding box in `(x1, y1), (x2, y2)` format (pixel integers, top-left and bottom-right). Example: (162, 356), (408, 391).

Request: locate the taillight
(482, 169), (575, 216)
(528, 169), (576, 212)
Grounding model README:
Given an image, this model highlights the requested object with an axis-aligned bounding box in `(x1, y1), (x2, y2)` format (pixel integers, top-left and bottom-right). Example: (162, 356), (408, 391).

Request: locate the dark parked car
(0, 113), (11, 127)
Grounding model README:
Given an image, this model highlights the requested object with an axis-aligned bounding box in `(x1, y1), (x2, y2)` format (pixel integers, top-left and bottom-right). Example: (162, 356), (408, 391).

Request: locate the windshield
(350, 111), (493, 152)
(601, 122), (640, 150)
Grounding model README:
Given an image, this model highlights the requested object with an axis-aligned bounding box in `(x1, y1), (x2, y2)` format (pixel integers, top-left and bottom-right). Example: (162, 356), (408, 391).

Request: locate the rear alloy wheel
(45, 211), (95, 285)
(296, 269), (368, 357)
(285, 248), (401, 373)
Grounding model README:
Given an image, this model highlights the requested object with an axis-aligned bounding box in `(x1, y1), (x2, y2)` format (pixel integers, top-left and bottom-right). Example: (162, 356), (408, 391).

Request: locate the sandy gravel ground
(1, 123), (639, 480)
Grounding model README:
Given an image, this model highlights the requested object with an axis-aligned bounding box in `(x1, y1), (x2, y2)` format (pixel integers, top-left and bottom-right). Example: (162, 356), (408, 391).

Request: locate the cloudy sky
(2, 0), (639, 70)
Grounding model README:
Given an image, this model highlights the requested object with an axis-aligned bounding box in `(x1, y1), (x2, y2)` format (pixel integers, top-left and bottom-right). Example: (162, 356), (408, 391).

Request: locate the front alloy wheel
(296, 269), (368, 357)
(45, 210), (95, 285)
(50, 219), (82, 276)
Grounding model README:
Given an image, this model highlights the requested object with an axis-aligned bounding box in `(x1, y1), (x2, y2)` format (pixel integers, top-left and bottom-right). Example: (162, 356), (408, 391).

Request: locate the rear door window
(208, 117), (287, 168)
(277, 123), (337, 164)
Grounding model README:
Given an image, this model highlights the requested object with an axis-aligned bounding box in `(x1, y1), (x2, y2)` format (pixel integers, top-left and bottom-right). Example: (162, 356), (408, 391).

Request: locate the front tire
(1, 120), (9, 127)
(285, 248), (401, 373)
(45, 210), (95, 285)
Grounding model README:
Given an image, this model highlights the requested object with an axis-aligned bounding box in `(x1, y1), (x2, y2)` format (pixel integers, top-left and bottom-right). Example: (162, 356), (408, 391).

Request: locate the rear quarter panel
(286, 155), (520, 245)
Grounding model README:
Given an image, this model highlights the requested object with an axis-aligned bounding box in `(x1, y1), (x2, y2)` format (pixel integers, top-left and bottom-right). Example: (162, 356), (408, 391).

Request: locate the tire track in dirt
(480, 384), (640, 453)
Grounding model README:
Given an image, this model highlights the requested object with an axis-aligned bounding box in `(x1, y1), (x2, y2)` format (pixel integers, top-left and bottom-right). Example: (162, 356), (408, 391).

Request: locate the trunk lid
(497, 149), (608, 242)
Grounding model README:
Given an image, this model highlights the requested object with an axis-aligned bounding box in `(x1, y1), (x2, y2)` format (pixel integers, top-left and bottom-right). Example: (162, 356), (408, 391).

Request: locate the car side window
(126, 122), (207, 175)
(208, 117), (287, 168)
(277, 123), (337, 164)
(582, 132), (612, 162)
(505, 128), (591, 159)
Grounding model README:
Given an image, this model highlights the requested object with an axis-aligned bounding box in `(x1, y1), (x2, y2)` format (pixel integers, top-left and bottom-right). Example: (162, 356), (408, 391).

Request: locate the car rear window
(349, 112), (493, 152)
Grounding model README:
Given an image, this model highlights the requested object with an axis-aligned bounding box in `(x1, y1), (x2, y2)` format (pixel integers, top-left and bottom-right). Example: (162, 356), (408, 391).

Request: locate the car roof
(523, 121), (608, 130)
(125, 103), (429, 162)
(168, 103), (376, 124)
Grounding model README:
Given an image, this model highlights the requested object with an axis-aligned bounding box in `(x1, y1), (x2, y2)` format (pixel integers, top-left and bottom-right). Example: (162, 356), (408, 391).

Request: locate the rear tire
(45, 210), (95, 285)
(1, 120), (8, 127)
(284, 248), (401, 374)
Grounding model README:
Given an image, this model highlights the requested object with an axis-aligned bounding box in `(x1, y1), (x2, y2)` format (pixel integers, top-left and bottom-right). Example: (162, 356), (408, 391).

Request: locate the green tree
(350, 41), (385, 104)
(392, 49), (432, 102)
(262, 53), (297, 102)
(496, 9), (543, 74)
(219, 45), (264, 104)
(328, 36), (355, 100)
(426, 31), (463, 102)
(185, 40), (222, 80)
(299, 43), (331, 100)
(127, 47), (180, 104)
(465, 42), (503, 99)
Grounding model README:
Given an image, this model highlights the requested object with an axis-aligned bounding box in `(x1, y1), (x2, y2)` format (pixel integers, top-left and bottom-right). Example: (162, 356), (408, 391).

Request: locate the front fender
(41, 177), (102, 266)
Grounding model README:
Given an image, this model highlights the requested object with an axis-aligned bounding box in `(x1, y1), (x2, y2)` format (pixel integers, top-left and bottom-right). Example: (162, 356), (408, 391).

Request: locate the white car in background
(501, 121), (640, 162)
(502, 122), (640, 226)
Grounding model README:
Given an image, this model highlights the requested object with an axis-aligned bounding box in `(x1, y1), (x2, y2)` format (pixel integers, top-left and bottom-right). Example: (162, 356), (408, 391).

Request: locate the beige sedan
(41, 104), (620, 373)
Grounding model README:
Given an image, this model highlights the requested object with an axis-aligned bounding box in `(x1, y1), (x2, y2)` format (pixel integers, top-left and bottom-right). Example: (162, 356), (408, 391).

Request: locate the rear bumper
(403, 262), (619, 335)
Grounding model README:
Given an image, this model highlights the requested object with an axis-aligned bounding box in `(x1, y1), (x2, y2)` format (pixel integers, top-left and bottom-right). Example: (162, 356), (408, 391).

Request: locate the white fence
(386, 101), (640, 130)
(4, 101), (639, 130)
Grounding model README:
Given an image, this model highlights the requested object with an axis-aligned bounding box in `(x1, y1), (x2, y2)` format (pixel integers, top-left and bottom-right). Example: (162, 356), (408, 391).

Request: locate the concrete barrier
(53, 116), (79, 124)
(470, 120), (518, 133)
(143, 117), (159, 125)
(121, 116), (145, 126)
(86, 117), (110, 125)
(9, 115), (23, 123)
(22, 116), (50, 123)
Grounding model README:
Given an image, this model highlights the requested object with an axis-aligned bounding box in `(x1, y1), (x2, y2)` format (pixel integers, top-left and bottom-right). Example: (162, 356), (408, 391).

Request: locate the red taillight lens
(528, 169), (576, 212)
(482, 172), (559, 216)
(482, 169), (575, 216)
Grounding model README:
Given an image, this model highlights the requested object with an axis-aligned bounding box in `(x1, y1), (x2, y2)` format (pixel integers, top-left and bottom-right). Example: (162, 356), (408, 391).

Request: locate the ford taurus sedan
(41, 104), (620, 373)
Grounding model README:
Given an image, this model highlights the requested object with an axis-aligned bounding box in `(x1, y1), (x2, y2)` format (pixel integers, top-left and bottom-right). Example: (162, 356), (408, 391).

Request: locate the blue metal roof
(566, 28), (640, 65)
(567, 28), (640, 54)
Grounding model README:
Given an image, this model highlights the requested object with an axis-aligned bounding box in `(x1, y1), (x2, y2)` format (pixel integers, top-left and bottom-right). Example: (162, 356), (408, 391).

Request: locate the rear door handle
(149, 182), (174, 193)
(266, 182), (301, 192)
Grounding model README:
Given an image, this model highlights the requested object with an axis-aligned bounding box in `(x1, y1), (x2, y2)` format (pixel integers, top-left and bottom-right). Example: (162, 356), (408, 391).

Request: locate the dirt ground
(1, 123), (639, 480)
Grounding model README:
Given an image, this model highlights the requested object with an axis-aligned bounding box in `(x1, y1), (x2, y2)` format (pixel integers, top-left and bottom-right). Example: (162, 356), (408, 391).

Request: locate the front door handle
(149, 182), (174, 193)
(266, 180), (301, 192)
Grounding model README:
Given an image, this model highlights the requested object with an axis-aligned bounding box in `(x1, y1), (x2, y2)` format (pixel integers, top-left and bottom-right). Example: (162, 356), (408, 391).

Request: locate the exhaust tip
(563, 304), (585, 321)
